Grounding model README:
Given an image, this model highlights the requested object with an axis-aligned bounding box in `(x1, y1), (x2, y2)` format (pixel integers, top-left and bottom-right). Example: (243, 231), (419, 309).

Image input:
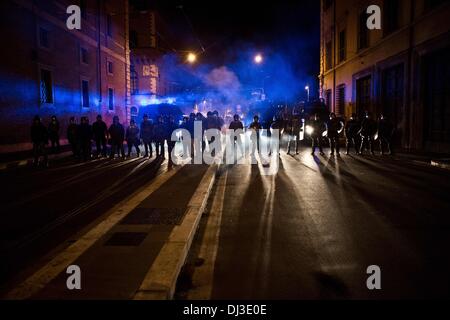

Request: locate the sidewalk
(392, 150), (450, 170)
(0, 145), (73, 171)
(3, 163), (217, 300)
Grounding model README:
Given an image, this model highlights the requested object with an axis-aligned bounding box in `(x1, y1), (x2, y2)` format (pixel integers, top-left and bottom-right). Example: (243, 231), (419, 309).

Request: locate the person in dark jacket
(229, 114), (244, 158)
(249, 115), (263, 157)
(345, 113), (361, 155)
(165, 115), (178, 165)
(108, 116), (125, 159)
(287, 106), (302, 155)
(194, 113), (206, 156)
(309, 114), (326, 156)
(31, 115), (49, 167)
(77, 117), (92, 161)
(92, 114), (108, 158)
(327, 113), (344, 155)
(140, 114), (154, 158)
(153, 115), (166, 158)
(67, 117), (78, 158)
(378, 114), (394, 155)
(48, 115), (60, 153)
(126, 119), (140, 157)
(180, 116), (190, 158)
(359, 111), (377, 155)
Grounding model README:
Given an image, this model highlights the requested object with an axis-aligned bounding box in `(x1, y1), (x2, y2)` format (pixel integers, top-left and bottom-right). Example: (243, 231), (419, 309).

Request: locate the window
(325, 89), (332, 111)
(358, 10), (369, 50)
(336, 85), (346, 116)
(80, 47), (88, 64)
(325, 41), (332, 70)
(108, 88), (114, 110)
(425, 0), (448, 12)
(107, 60), (113, 75)
(81, 80), (89, 108)
(107, 14), (113, 36)
(130, 30), (138, 48)
(323, 0), (333, 11)
(80, 0), (87, 19)
(384, 0), (399, 36)
(382, 64), (404, 145)
(39, 28), (49, 48)
(338, 29), (346, 63)
(130, 64), (139, 95)
(40, 69), (53, 104)
(423, 48), (450, 144)
(356, 76), (372, 116)
(130, 106), (138, 118)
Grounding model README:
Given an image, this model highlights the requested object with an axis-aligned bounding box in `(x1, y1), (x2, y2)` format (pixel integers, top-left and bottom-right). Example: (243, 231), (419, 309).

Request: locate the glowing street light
(187, 52), (197, 64)
(305, 85), (310, 102)
(254, 54), (263, 64)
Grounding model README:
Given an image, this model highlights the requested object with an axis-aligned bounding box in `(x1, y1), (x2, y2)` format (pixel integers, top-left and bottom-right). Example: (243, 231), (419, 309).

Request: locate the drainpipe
(405, 0), (415, 151)
(97, 0), (102, 106)
(332, 0), (337, 114)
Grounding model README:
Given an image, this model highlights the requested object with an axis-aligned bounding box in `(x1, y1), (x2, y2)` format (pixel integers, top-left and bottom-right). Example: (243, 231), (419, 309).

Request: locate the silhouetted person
(327, 113), (344, 155)
(270, 115), (285, 156)
(229, 114), (244, 158)
(92, 114), (108, 158)
(195, 113), (206, 155)
(48, 115), (60, 153)
(310, 114), (325, 156)
(287, 106), (302, 155)
(180, 116), (190, 158)
(67, 117), (78, 158)
(378, 114), (394, 155)
(154, 115), (166, 158)
(31, 115), (48, 167)
(78, 116), (92, 161)
(166, 115), (178, 165)
(249, 115), (262, 157)
(126, 119), (140, 157)
(108, 115), (125, 159)
(359, 111), (377, 155)
(345, 113), (361, 155)
(140, 114), (154, 158)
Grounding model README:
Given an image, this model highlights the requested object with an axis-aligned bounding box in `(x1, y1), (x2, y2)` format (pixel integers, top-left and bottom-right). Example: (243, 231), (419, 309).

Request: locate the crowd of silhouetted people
(30, 109), (395, 167)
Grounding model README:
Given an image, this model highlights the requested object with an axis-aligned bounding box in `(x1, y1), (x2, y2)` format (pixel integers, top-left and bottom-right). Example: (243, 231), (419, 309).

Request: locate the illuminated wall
(0, 0), (130, 153)
(320, 0), (450, 152)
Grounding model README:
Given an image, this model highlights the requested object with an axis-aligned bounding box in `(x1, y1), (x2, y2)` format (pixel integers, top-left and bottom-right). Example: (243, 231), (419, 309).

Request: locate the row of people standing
(68, 114), (179, 162)
(308, 111), (394, 156)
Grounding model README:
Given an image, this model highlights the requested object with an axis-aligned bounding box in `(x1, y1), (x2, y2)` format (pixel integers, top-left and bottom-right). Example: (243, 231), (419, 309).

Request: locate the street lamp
(305, 85), (310, 102)
(187, 52), (197, 64)
(254, 54), (263, 64)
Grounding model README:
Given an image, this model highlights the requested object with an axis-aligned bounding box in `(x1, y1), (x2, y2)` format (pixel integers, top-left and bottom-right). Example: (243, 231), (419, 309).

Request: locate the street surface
(178, 150), (450, 299)
(0, 154), (167, 289)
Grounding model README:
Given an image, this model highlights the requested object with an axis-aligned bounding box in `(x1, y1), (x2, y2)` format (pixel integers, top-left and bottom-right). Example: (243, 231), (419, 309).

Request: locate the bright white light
(305, 86), (309, 90)
(254, 54), (263, 64)
(187, 52), (197, 63)
(306, 125), (314, 135)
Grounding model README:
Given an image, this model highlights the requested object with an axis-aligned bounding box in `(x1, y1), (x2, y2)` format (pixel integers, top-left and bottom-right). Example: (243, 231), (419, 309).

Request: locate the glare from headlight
(306, 125), (314, 135)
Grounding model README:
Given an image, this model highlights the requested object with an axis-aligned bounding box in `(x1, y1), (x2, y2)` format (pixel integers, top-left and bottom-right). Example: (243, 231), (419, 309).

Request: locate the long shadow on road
(0, 156), (165, 289)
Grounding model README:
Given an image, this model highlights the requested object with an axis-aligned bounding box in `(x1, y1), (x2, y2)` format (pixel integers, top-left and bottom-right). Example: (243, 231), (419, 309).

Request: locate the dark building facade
(0, 0), (130, 153)
(320, 0), (450, 153)
(129, 4), (171, 119)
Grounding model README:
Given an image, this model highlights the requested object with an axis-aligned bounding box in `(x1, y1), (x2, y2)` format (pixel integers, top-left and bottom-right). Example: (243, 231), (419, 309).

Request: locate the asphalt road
(178, 150), (450, 299)
(0, 153), (167, 289)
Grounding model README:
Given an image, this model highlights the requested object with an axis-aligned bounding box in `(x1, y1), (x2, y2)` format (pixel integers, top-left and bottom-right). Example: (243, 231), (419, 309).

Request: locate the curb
(2, 164), (179, 300)
(0, 151), (73, 171)
(431, 159), (450, 171)
(133, 164), (218, 300)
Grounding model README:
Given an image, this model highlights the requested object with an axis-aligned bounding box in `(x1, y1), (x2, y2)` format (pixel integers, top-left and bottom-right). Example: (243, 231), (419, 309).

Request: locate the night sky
(132, 0), (320, 77)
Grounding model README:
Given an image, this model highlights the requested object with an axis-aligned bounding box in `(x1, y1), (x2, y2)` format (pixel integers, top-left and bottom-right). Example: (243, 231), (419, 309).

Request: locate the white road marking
(3, 164), (179, 300)
(186, 170), (227, 300)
